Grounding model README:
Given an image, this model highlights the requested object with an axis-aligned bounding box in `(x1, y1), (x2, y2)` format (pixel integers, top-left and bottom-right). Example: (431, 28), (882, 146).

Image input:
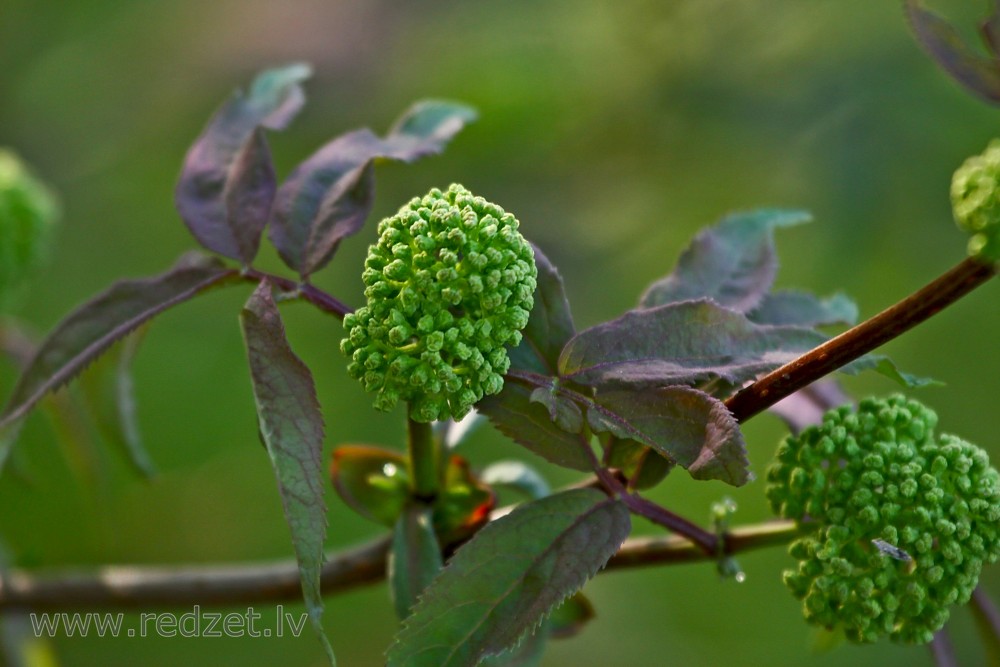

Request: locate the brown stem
(0, 521), (799, 611)
(725, 256), (996, 422)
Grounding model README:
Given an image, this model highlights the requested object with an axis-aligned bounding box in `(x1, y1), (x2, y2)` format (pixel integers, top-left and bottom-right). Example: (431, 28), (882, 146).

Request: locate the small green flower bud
(952, 139), (1000, 261)
(341, 184), (537, 422)
(766, 395), (1000, 644)
(0, 149), (58, 310)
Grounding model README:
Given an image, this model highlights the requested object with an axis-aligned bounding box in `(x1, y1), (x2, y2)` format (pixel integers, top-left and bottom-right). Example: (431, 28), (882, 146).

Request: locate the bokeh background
(2, 0), (1000, 665)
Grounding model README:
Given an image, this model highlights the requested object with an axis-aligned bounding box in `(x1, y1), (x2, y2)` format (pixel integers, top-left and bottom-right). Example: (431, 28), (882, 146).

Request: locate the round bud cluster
(952, 139), (1000, 261)
(341, 184), (536, 423)
(0, 149), (58, 309)
(765, 395), (1000, 644)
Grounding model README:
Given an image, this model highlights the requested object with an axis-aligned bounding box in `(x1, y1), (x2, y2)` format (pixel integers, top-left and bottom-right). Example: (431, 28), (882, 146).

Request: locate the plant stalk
(406, 417), (440, 501)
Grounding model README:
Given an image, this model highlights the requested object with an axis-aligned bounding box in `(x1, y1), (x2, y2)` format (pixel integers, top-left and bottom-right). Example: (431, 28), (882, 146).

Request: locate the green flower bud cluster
(341, 184), (536, 423)
(766, 395), (1000, 644)
(952, 139), (1000, 261)
(0, 149), (58, 309)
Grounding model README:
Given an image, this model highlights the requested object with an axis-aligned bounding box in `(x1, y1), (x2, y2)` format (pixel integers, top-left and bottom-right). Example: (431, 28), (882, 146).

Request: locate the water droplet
(382, 463), (398, 477)
(734, 572), (747, 583)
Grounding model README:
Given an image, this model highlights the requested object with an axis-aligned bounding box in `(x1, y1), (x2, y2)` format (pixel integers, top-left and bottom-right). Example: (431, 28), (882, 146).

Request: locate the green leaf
(268, 100), (476, 278)
(587, 385), (750, 486)
(176, 64), (311, 263)
(390, 505), (443, 620)
(845, 355), (939, 389)
(604, 437), (674, 490)
(640, 210), (811, 312)
(559, 299), (825, 390)
(548, 592), (596, 639)
(528, 386), (582, 433)
(240, 280), (336, 666)
(387, 488), (631, 667)
(748, 290), (858, 327)
(478, 381), (595, 472)
(433, 454), (496, 543)
(0, 253), (234, 452)
(508, 244), (575, 375)
(480, 460), (551, 500)
(478, 627), (548, 667)
(331, 445), (409, 527)
(905, 0), (1000, 104)
(78, 326), (154, 477)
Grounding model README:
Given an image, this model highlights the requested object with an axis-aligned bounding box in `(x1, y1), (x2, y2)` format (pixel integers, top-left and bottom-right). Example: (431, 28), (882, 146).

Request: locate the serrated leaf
(508, 244), (575, 375)
(748, 290), (858, 327)
(331, 445), (409, 527)
(548, 592), (595, 639)
(240, 280), (335, 666)
(479, 627), (548, 667)
(587, 385), (750, 486)
(640, 210), (811, 312)
(390, 505), (443, 620)
(480, 460), (551, 500)
(0, 253), (234, 444)
(905, 0), (1000, 104)
(528, 386), (582, 433)
(78, 326), (154, 477)
(268, 100), (476, 278)
(176, 64), (311, 262)
(559, 299), (825, 390)
(478, 382), (595, 472)
(387, 488), (630, 667)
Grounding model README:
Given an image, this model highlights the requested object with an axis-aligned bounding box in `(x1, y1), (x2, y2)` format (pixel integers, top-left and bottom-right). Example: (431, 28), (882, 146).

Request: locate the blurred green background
(2, 0), (1000, 665)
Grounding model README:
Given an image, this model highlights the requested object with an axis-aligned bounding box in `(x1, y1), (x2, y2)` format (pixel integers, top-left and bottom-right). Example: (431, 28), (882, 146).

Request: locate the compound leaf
(176, 64), (311, 262)
(640, 210), (810, 312)
(269, 101), (476, 278)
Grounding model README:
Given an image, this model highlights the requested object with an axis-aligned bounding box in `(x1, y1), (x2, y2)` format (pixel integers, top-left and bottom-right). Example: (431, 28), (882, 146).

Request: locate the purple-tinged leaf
(769, 380), (851, 435)
(481, 460), (551, 500)
(559, 299), (825, 390)
(587, 385), (750, 486)
(176, 63), (311, 263)
(389, 505), (443, 620)
(640, 210), (811, 312)
(508, 244), (575, 375)
(331, 445), (409, 527)
(78, 326), (154, 477)
(478, 382), (595, 472)
(0, 253), (235, 438)
(748, 290), (857, 327)
(240, 280), (335, 665)
(386, 488), (630, 667)
(905, 0), (1000, 104)
(268, 101), (476, 278)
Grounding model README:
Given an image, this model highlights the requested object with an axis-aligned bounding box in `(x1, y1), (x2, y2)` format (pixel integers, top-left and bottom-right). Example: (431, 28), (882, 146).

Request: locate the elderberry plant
(2, 3), (1000, 667)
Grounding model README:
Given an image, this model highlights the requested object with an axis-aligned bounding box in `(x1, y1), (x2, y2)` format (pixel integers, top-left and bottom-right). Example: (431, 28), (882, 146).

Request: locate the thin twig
(241, 269), (353, 319)
(0, 521), (800, 611)
(725, 256), (996, 422)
